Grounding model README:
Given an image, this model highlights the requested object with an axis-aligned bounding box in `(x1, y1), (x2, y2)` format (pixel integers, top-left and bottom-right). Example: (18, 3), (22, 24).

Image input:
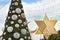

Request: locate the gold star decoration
(31, 13), (58, 39)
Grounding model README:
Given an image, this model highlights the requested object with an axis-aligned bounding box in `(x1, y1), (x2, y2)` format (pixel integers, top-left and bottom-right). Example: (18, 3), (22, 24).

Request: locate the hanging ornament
(9, 11), (11, 13)
(21, 29), (27, 35)
(8, 16), (10, 19)
(21, 13), (25, 18)
(3, 39), (5, 40)
(23, 21), (27, 26)
(28, 36), (31, 39)
(10, 7), (12, 9)
(19, 38), (24, 40)
(7, 27), (13, 32)
(24, 36), (27, 39)
(15, 8), (21, 13)
(12, 10), (15, 13)
(10, 21), (14, 24)
(18, 15), (20, 17)
(13, 32), (20, 39)
(8, 38), (12, 40)
(18, 19), (22, 24)
(12, 3), (15, 5)
(12, 14), (18, 20)
(3, 32), (6, 35)
(6, 25), (8, 28)
(15, 2), (18, 5)
(21, 24), (23, 27)
(15, 24), (19, 28)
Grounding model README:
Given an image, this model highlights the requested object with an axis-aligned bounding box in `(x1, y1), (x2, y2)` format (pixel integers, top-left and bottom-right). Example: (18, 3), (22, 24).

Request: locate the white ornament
(3, 39), (5, 40)
(7, 27), (13, 32)
(18, 15), (20, 17)
(8, 16), (10, 19)
(28, 37), (31, 39)
(21, 24), (23, 27)
(9, 11), (11, 13)
(10, 7), (12, 9)
(21, 13), (25, 18)
(0, 30), (3, 36)
(15, 2), (18, 5)
(25, 36), (27, 39)
(13, 32), (20, 39)
(12, 3), (14, 5)
(23, 22), (27, 25)
(11, 21), (14, 24)
(4, 32), (6, 35)
(18, 19), (22, 23)
(8, 38), (11, 40)
(15, 24), (19, 28)
(12, 15), (17, 20)
(12, 10), (15, 13)
(20, 38), (24, 40)
(15, 8), (21, 13)
(21, 29), (27, 35)
(6, 25), (8, 28)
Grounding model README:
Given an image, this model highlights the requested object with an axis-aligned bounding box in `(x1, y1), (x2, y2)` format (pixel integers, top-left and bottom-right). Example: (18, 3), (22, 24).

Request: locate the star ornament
(32, 15), (57, 34)
(31, 14), (58, 39)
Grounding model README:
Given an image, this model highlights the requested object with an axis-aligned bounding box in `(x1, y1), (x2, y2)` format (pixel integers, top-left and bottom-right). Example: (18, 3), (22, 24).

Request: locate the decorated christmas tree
(2, 0), (31, 40)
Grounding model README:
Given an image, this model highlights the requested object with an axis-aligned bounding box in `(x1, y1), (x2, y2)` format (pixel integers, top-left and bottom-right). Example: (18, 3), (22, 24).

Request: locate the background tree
(58, 30), (60, 34)
(48, 34), (60, 40)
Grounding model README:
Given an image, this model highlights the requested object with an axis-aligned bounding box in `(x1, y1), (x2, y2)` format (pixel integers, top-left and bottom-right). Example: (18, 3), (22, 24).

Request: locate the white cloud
(22, 0), (60, 19)
(55, 20), (60, 31)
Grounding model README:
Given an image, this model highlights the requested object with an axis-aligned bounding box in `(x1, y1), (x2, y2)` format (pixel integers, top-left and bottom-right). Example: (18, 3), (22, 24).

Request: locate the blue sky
(22, 0), (39, 3)
(0, 0), (39, 6)
(0, 0), (10, 6)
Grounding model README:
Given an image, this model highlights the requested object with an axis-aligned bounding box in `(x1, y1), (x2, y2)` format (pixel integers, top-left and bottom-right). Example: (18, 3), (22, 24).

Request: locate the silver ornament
(8, 38), (11, 40)
(12, 10), (15, 13)
(10, 21), (14, 24)
(8, 16), (10, 19)
(18, 19), (22, 24)
(23, 22), (27, 25)
(20, 38), (24, 40)
(15, 2), (18, 5)
(4, 32), (6, 35)
(15, 8), (21, 13)
(6, 25), (8, 28)
(28, 36), (31, 39)
(3, 39), (5, 40)
(13, 32), (20, 39)
(12, 3), (14, 5)
(12, 15), (17, 20)
(7, 27), (13, 32)
(18, 15), (20, 17)
(21, 29), (27, 35)
(21, 13), (25, 18)
(25, 36), (27, 39)
(15, 24), (19, 28)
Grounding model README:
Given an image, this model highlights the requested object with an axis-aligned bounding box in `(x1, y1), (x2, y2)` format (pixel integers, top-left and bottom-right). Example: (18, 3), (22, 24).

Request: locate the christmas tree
(2, 0), (31, 40)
